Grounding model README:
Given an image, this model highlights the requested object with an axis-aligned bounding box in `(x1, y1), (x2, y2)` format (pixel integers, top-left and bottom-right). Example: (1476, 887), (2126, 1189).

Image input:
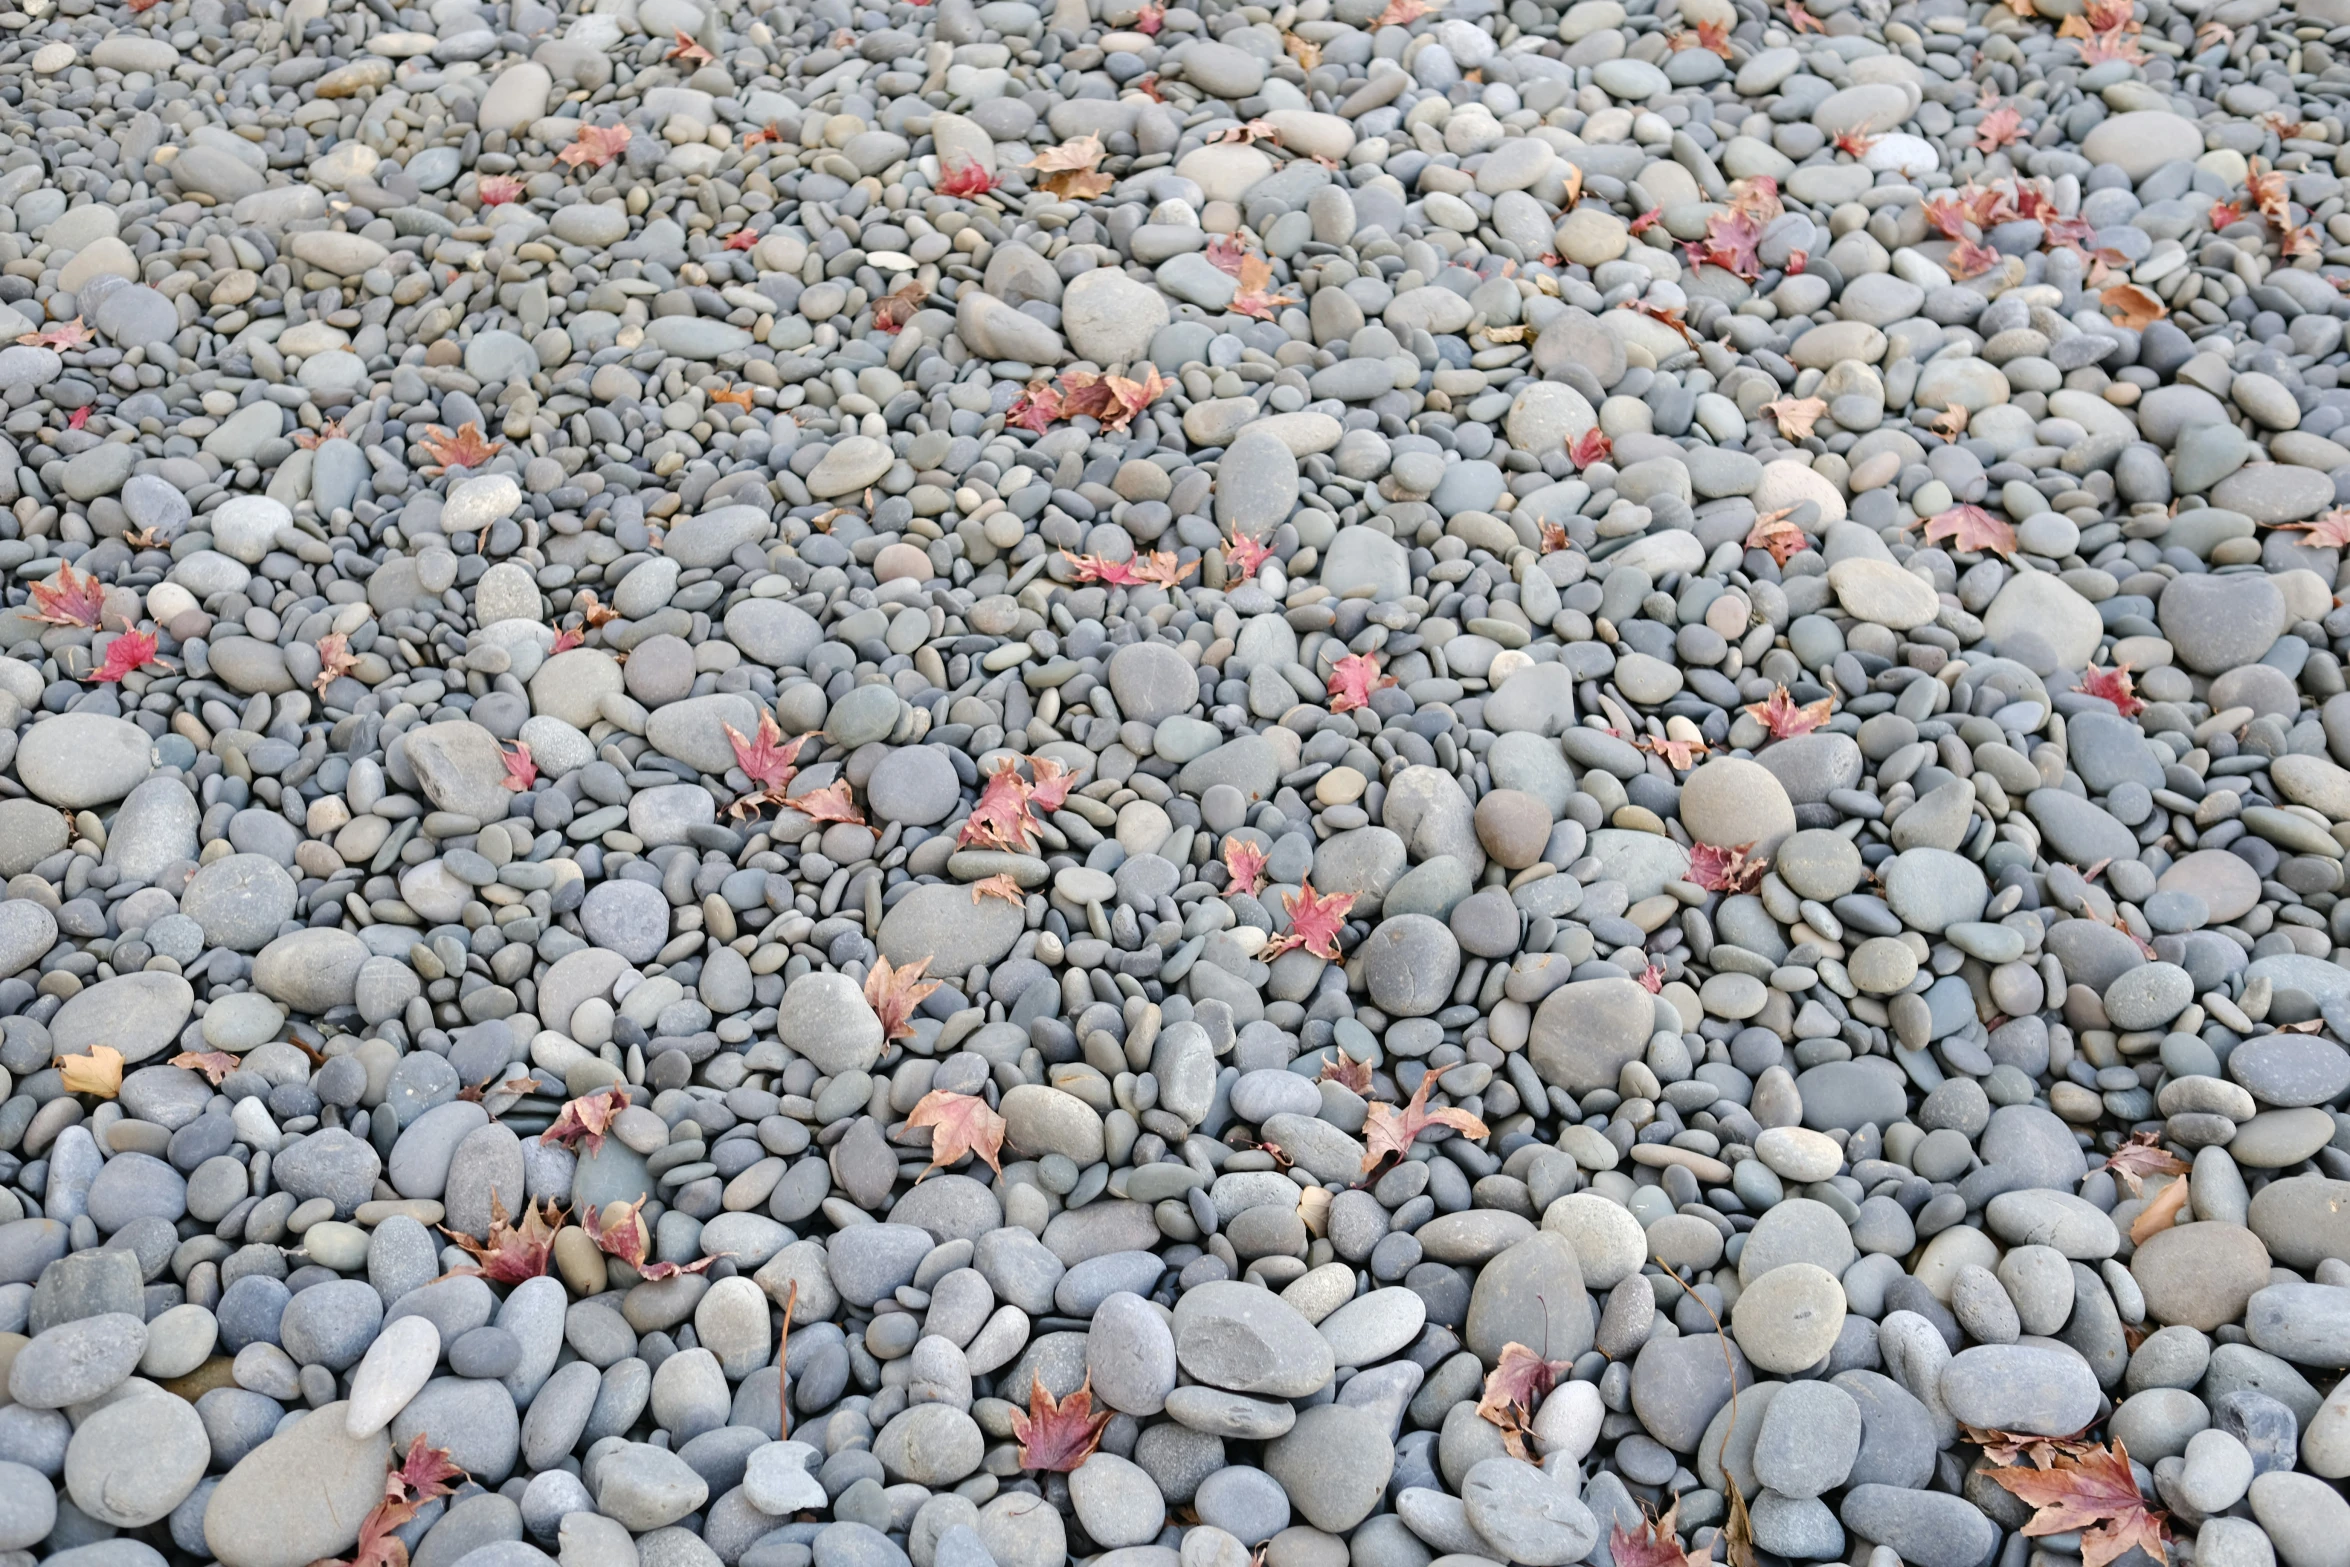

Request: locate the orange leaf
(29, 564), (106, 628)
(2103, 1131), (2188, 1197)
(19, 317), (91, 350)
(971, 874), (1026, 907)
(1747, 506), (1808, 565)
(57, 1045), (123, 1098)
(1327, 652), (1396, 713)
(1744, 685), (1834, 739)
(2078, 663), (2145, 719)
(1284, 30), (1321, 68)
(1318, 1047), (1373, 1095)
(443, 1196), (564, 1284)
(417, 422), (503, 475)
(904, 1089), (1007, 1179)
(668, 28), (714, 60)
(543, 1085), (629, 1155)
(476, 174), (525, 206)
(1362, 1077), (1488, 1174)
(709, 385), (756, 411)
(1760, 396), (1826, 439)
(501, 742), (537, 791)
(1983, 1440), (2170, 1567)
(1638, 733), (1709, 770)
(558, 124), (631, 169)
(171, 1050), (240, 1085)
(789, 779), (864, 824)
(1010, 1374), (1112, 1471)
(2129, 1176), (2191, 1244)
(88, 629), (163, 684)
(1266, 879), (1355, 961)
(1223, 838), (1269, 896)
(1666, 17), (1732, 54)
(2101, 282), (2165, 331)
(1689, 841), (1768, 894)
(1976, 101), (2025, 151)
(866, 955), (941, 1042)
(576, 591), (619, 628)
(1925, 502), (2017, 557)
(314, 633), (358, 695)
(1475, 1341), (1572, 1462)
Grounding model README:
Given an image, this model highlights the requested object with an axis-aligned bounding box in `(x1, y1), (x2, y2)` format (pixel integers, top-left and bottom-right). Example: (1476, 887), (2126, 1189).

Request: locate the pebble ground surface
(19, 5), (2350, 1567)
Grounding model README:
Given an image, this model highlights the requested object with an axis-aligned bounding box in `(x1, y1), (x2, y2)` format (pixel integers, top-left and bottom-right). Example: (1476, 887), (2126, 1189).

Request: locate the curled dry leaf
(1947, 239), (2003, 279)
(500, 743), (536, 791)
(1061, 548), (1197, 588)
(1929, 403), (1970, 439)
(938, 160), (996, 197)
(29, 564), (105, 627)
(2284, 508), (2350, 549)
(476, 174), (525, 206)
(1983, 1439), (2169, 1567)
(1612, 1501), (1705, 1567)
(1568, 427), (1613, 469)
(2078, 662), (2145, 719)
(444, 1196), (564, 1284)
(558, 124), (631, 169)
(1689, 841), (1769, 894)
(1925, 502), (2018, 558)
(1318, 1047), (1373, 1095)
(1265, 879), (1355, 962)
(57, 1045), (123, 1098)
(543, 1085), (629, 1155)
(1745, 685), (1835, 739)
(865, 955), (941, 1042)
(2103, 1130), (2189, 1196)
(2101, 282), (2165, 330)
(1010, 1375), (1113, 1471)
(903, 1089), (1008, 1179)
(1361, 1078), (1488, 1174)
(171, 1050), (241, 1086)
(1687, 207), (1763, 279)
(1284, 30), (1320, 68)
(2129, 1176), (2191, 1244)
(724, 713), (811, 818)
(1760, 396), (1827, 439)
(1976, 100), (2025, 150)
(19, 318), (91, 350)
(1475, 1341), (1573, 1462)
(1223, 532), (1273, 579)
(1233, 254), (1297, 320)
(314, 633), (358, 695)
(1637, 733), (1709, 771)
(1746, 506), (1808, 565)
(971, 874), (1026, 907)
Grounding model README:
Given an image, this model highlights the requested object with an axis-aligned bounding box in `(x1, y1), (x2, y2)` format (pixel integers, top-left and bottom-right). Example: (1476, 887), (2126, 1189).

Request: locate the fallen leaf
(417, 422), (503, 475)
(1010, 1374), (1113, 1472)
(394, 1435), (467, 1507)
(1787, 0), (1823, 27)
(2103, 1131), (2189, 1197)
(1929, 403), (1970, 439)
(866, 955), (941, 1042)
(1568, 427), (1613, 469)
(501, 742), (537, 791)
(87, 629), (163, 684)
(1233, 253), (1297, 320)
(2078, 662), (2145, 719)
(2210, 197), (2245, 228)
(1637, 957), (1666, 992)
(582, 1198), (721, 1279)
(1265, 879), (1356, 962)
(1362, 1078), (1488, 1174)
(938, 160), (996, 198)
(1284, 30), (1321, 68)
(971, 874), (1026, 907)
(1319, 1048), (1373, 1095)
(29, 565), (105, 628)
(171, 1050), (241, 1085)
(904, 1089), (1008, 1179)
(1834, 128), (1879, 158)
(1028, 756), (1081, 812)
(1136, 0), (1163, 29)
(1746, 506), (1809, 565)
(789, 778), (864, 824)
(1729, 176), (1782, 223)
(1062, 548), (1197, 588)
(1689, 841), (1768, 894)
(1327, 652), (1396, 713)
(1224, 532), (1273, 579)
(1373, 0), (1432, 23)
(1668, 17), (1732, 54)
(1476, 1341), (1572, 1462)
(1056, 365), (1172, 432)
(2129, 1176), (2191, 1244)
(1925, 502), (2018, 557)
(723, 227), (760, 250)
(576, 591), (620, 628)
(1223, 838), (1269, 896)
(1209, 118), (1281, 147)
(960, 759), (1043, 852)
(1632, 300), (1701, 344)
(444, 1196), (564, 1284)
(56, 1044), (123, 1097)
(1629, 206), (1664, 235)
(1540, 521), (1572, 554)
(1760, 396), (1826, 439)
(544, 1085), (629, 1155)
(2101, 282), (2165, 330)
(1637, 733), (1709, 770)
(741, 121), (787, 147)
(1947, 238), (2004, 279)
(1984, 1439), (2169, 1567)
(1687, 206), (1764, 279)
(19, 318), (91, 350)
(668, 27), (714, 60)
(724, 713), (811, 818)
(1976, 100), (2025, 151)
(1612, 1501), (1705, 1567)
(1745, 685), (1834, 739)
(557, 124), (631, 169)
(1028, 132), (1111, 194)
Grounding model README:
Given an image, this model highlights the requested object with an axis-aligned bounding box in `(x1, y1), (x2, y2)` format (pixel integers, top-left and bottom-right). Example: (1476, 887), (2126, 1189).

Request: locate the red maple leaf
(789, 778), (864, 824)
(1985, 1441), (2169, 1567)
(1327, 652), (1396, 713)
(668, 27), (714, 60)
(65, 406), (88, 432)
(1476, 1342), (1573, 1462)
(724, 228), (759, 250)
(394, 1435), (466, 1506)
(2211, 198), (2245, 228)
(1744, 685), (1834, 739)
(960, 760), (1041, 851)
(1976, 102), (2025, 151)
(938, 161), (996, 198)
(416, 422), (503, 475)
(1027, 755), (1081, 811)
(1319, 1047), (1374, 1094)
(1136, 0), (1163, 28)
(1224, 533), (1272, 579)
(443, 1196), (563, 1284)
(1924, 193), (1976, 240)
(1568, 427), (1612, 469)
(970, 874), (1026, 907)
(724, 713), (811, 819)
(501, 742), (536, 791)
(1689, 841), (1768, 894)
(1628, 207), (1664, 235)
(1787, 0), (1822, 27)
(1613, 1501), (1704, 1567)
(543, 1085), (629, 1155)
(551, 625), (585, 654)
(1925, 502), (2017, 557)
(19, 318), (91, 350)
(1688, 208), (1764, 279)
(87, 629), (162, 683)
(866, 955), (941, 1042)
(1010, 1375), (1113, 1472)
(1007, 380), (1061, 434)
(1638, 733), (1709, 771)
(314, 633), (358, 695)
(1265, 879), (1355, 961)
(558, 124), (631, 169)
(1667, 17), (1732, 54)
(1746, 506), (1807, 565)
(2102, 1130), (2189, 1196)
(1204, 235), (1248, 277)
(1232, 253), (1297, 320)
(1636, 957), (1666, 992)
(2282, 508), (2350, 549)
(1947, 239), (2003, 279)
(1053, 366), (1171, 433)
(2078, 663), (2144, 719)
(476, 175), (525, 206)
(1834, 128), (1879, 158)
(170, 1050), (240, 1085)
(1062, 549), (1198, 588)
(29, 565), (105, 627)
(1223, 838), (1269, 895)
(1361, 1078), (1487, 1174)
(582, 1197), (720, 1280)
(904, 1089), (1007, 1178)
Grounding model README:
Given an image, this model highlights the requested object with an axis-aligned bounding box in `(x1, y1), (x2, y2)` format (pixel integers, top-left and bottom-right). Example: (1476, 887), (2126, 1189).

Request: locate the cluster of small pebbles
(12, 4), (2350, 1567)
